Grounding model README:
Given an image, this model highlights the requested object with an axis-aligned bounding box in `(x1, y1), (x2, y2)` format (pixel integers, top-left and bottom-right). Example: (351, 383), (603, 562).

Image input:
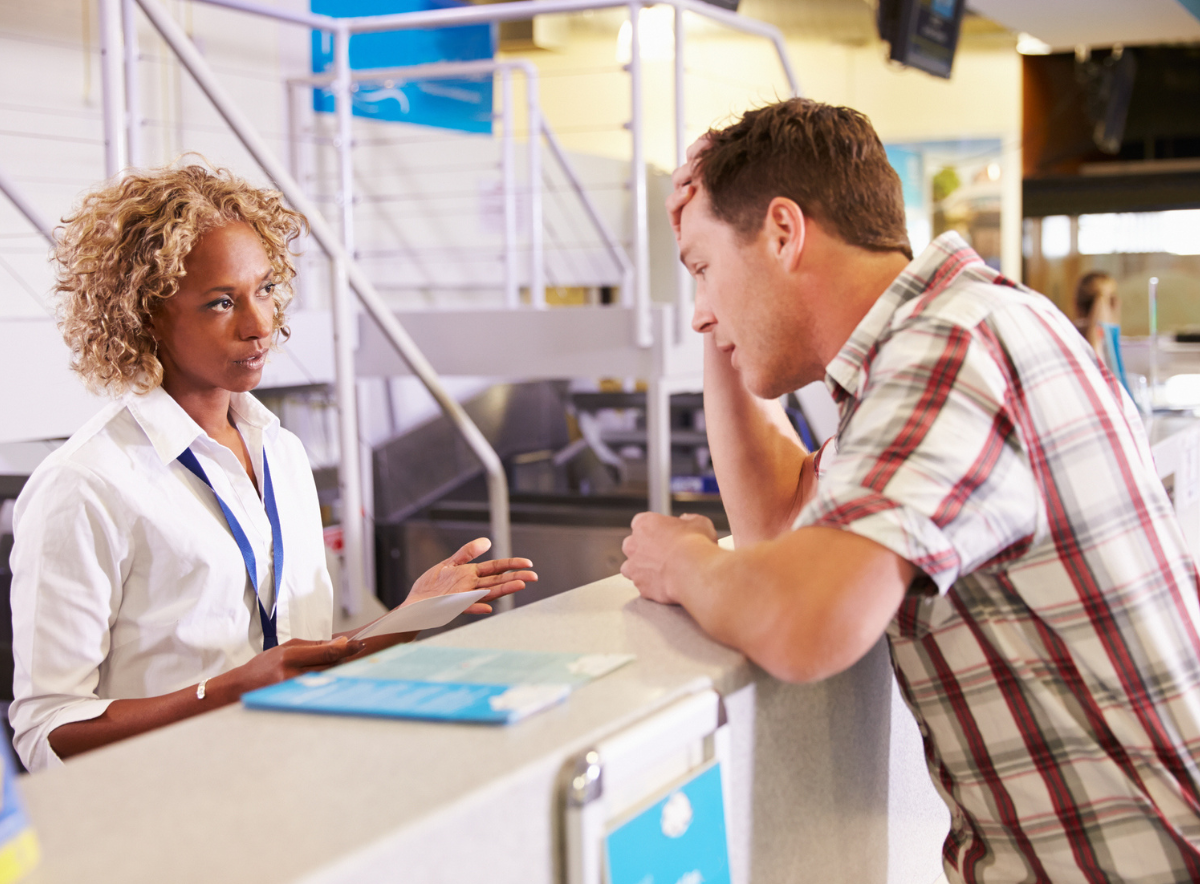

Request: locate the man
(621, 98), (1200, 883)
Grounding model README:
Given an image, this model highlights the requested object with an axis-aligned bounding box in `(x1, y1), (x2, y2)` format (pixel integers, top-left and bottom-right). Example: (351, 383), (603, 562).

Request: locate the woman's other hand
(48, 637), (366, 759)
(406, 537), (537, 614)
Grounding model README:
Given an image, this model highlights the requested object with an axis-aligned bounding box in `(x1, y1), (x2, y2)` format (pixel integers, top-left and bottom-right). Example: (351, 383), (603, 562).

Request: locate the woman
(1073, 269), (1128, 391)
(1074, 270), (1122, 357)
(9, 165), (535, 771)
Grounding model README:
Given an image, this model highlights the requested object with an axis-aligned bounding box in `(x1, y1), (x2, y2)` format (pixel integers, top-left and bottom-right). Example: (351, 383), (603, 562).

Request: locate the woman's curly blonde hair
(55, 163), (308, 396)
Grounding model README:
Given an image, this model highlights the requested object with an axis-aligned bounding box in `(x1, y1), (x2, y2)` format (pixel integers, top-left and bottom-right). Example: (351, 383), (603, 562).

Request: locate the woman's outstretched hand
(406, 537), (537, 614)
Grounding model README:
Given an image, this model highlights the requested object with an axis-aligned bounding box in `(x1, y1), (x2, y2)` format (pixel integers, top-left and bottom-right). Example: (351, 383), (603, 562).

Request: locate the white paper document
(351, 590), (490, 640)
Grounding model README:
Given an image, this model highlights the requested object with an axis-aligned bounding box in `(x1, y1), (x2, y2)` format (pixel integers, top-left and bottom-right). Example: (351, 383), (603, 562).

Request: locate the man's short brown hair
(697, 98), (912, 260)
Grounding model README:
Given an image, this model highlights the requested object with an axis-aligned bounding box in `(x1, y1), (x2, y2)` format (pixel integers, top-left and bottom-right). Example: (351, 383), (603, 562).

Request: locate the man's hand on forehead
(667, 135), (711, 243)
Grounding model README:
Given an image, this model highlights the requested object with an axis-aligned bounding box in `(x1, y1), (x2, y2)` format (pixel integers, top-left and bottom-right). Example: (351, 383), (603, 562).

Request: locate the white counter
(18, 572), (948, 884)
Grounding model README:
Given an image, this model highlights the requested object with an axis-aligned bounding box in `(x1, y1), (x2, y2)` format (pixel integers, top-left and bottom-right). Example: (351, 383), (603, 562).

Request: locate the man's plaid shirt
(797, 232), (1200, 883)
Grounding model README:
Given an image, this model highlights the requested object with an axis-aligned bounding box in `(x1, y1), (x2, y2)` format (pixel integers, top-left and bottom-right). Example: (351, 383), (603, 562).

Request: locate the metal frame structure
(103, 0), (797, 607)
(0, 164), (54, 246)
(286, 58), (636, 309)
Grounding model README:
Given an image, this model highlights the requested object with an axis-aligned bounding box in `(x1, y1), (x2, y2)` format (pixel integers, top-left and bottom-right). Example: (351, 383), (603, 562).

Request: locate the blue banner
(605, 763), (731, 884)
(311, 0), (496, 134)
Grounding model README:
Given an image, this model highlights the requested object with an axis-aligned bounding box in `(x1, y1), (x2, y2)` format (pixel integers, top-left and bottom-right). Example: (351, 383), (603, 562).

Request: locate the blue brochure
(243, 646), (634, 724)
(605, 762), (731, 884)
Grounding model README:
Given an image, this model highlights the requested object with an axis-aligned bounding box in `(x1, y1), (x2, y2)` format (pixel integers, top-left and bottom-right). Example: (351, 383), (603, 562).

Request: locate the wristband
(197, 678), (209, 701)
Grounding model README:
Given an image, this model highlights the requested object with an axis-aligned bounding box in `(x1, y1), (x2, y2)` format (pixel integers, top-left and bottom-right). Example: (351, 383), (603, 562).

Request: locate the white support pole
(773, 33), (800, 97)
(134, 0), (512, 589)
(501, 66), (519, 309)
(628, 3), (652, 346)
(647, 372), (671, 515)
(121, 0), (142, 169)
(356, 380), (376, 613)
(331, 23), (369, 612)
(99, 0), (128, 178)
(526, 65), (545, 308)
(334, 25), (355, 253)
(331, 258), (366, 615)
(672, 3), (691, 344)
(283, 80), (298, 184)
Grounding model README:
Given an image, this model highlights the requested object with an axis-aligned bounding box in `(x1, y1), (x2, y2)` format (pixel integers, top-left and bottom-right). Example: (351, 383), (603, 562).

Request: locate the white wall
(500, 19), (1022, 173)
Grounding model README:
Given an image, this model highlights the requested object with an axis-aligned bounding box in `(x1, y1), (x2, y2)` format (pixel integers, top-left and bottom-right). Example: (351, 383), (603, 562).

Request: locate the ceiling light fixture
(616, 7), (676, 64)
(1016, 32), (1052, 55)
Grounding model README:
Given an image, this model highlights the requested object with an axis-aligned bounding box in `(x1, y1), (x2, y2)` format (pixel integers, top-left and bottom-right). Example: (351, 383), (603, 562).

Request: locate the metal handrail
(130, 0), (513, 613)
(0, 163), (54, 246)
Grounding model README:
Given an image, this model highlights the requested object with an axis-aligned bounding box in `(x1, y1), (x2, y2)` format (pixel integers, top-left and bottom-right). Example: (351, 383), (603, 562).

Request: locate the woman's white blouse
(9, 387), (334, 771)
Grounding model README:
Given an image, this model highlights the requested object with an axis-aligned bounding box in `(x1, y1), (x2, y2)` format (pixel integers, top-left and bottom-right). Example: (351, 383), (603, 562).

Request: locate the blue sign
(311, 0), (496, 134)
(605, 763), (731, 884)
(885, 145), (924, 211)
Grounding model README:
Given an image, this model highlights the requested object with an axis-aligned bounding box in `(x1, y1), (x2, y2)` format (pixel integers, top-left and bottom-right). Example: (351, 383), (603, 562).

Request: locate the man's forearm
(703, 336), (814, 544)
(664, 527), (911, 684)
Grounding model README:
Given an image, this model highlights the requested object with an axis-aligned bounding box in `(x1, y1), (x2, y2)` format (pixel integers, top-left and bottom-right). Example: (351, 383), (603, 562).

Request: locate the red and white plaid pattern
(799, 233), (1200, 882)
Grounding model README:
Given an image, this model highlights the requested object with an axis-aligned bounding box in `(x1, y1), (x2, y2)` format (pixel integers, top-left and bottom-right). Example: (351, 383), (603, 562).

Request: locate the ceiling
(483, 0), (1200, 51)
(558, 0), (1011, 47)
(968, 0), (1200, 51)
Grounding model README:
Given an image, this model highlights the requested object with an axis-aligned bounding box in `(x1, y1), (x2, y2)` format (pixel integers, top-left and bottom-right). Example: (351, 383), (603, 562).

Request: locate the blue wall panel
(311, 0), (496, 134)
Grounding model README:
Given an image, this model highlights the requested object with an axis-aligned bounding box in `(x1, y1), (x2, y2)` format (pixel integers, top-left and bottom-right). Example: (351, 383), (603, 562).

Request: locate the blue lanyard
(177, 445), (283, 651)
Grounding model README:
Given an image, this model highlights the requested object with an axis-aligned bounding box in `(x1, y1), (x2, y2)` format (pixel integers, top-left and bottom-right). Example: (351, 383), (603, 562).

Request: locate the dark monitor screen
(878, 0), (966, 80)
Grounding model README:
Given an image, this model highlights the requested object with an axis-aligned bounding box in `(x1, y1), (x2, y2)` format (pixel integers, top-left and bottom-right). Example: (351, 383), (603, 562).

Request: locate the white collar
(125, 386), (280, 465)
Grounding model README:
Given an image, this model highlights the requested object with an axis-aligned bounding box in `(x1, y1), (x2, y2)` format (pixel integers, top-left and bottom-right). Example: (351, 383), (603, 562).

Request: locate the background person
(1073, 270), (1131, 392)
(622, 99), (1200, 882)
(10, 165), (536, 771)
(1074, 269), (1121, 355)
